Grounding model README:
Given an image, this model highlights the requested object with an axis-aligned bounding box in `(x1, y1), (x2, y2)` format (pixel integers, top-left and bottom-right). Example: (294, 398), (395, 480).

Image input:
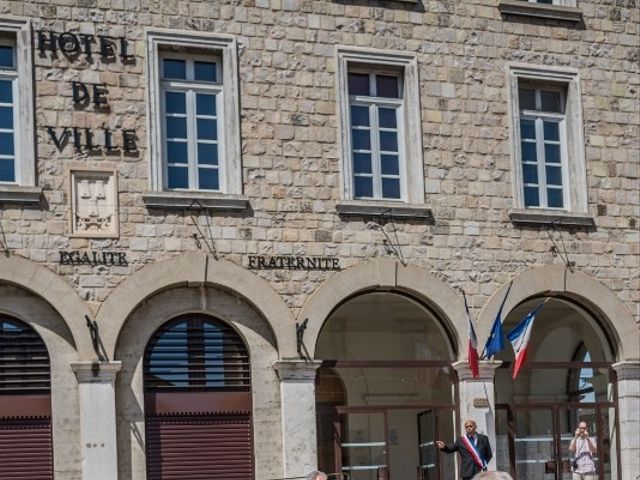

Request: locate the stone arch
(0, 254), (93, 358)
(97, 252), (297, 360)
(476, 265), (638, 361)
(299, 258), (467, 361)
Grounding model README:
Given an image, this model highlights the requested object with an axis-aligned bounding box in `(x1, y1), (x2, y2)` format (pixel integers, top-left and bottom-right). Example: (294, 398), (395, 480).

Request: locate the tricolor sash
(460, 435), (486, 470)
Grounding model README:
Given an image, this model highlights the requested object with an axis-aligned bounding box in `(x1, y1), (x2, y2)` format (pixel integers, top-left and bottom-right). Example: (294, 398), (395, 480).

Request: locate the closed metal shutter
(146, 413), (252, 480)
(0, 417), (53, 480)
(0, 317), (53, 480)
(144, 315), (254, 480)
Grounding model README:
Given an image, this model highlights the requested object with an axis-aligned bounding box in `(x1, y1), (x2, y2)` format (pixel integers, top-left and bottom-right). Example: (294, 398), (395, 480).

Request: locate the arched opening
(143, 314), (254, 480)
(0, 315), (53, 479)
(315, 292), (457, 480)
(494, 297), (619, 480)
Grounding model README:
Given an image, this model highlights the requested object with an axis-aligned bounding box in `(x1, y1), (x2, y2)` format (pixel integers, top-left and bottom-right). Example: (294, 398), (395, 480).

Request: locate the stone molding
(0, 185), (42, 203)
(476, 265), (638, 361)
(453, 360), (502, 382)
(509, 209), (595, 228)
(72, 361), (122, 383)
(142, 192), (250, 211)
(612, 361), (640, 381)
(0, 254), (94, 358)
(273, 360), (322, 382)
(336, 200), (434, 222)
(96, 252), (296, 359)
(298, 258), (465, 361)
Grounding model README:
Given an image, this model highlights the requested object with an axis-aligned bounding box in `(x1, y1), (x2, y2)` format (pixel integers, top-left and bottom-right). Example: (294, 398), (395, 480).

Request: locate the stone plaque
(70, 170), (118, 238)
(473, 398), (490, 408)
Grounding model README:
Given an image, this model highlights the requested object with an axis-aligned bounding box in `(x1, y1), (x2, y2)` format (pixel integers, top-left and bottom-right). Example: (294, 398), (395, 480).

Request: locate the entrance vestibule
(494, 297), (619, 480)
(314, 292), (458, 480)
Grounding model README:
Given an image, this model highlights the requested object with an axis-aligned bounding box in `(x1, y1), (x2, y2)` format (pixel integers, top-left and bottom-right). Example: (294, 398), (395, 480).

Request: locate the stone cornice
(453, 360), (502, 381)
(273, 360), (322, 382)
(71, 361), (122, 383)
(612, 361), (640, 381)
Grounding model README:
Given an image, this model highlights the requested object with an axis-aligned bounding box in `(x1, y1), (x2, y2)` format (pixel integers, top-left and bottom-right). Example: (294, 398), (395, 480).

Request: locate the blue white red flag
(506, 301), (547, 379)
(463, 291), (479, 378)
(482, 281), (512, 359)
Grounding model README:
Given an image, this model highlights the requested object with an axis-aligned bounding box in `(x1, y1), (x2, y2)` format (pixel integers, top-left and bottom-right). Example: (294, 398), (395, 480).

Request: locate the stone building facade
(0, 0), (638, 480)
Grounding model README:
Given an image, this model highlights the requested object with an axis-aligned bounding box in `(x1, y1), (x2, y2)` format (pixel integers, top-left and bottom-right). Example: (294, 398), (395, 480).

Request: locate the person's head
(464, 419), (478, 435)
(472, 471), (514, 480)
(306, 471), (328, 480)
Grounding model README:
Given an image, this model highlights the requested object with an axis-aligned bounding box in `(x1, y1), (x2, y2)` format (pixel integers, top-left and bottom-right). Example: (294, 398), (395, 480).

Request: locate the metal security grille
(144, 315), (250, 391)
(144, 315), (254, 480)
(0, 418), (53, 480)
(146, 414), (252, 480)
(0, 317), (50, 394)
(0, 316), (53, 480)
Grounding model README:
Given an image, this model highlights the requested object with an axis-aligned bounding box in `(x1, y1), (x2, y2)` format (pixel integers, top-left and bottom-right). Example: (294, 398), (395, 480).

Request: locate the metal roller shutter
(0, 417), (53, 480)
(146, 413), (253, 480)
(0, 317), (53, 480)
(144, 315), (254, 480)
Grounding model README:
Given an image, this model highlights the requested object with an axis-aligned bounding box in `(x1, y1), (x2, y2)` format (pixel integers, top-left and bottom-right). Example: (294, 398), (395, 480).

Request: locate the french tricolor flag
(506, 301), (547, 379)
(463, 291), (479, 378)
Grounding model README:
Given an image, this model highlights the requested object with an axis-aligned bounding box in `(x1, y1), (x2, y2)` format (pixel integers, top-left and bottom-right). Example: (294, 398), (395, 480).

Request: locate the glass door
(417, 410), (436, 480)
(513, 408), (556, 480)
(338, 411), (388, 480)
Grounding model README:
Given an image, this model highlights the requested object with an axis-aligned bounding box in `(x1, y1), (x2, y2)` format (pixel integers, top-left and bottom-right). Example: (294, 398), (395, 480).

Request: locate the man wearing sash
(436, 420), (493, 480)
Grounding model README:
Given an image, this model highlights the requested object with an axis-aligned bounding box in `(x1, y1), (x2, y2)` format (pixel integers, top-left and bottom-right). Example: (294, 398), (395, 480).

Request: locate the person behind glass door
(436, 419), (493, 480)
(569, 421), (597, 479)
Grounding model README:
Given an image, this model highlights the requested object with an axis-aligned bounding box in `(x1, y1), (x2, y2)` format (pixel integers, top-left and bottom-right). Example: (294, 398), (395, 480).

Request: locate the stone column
(71, 362), (122, 480)
(452, 360), (501, 471)
(612, 361), (640, 480)
(273, 359), (322, 479)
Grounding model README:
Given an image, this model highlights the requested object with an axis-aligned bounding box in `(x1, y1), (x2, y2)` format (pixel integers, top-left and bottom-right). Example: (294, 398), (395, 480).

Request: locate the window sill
(142, 192), (251, 212)
(0, 185), (42, 204)
(498, 0), (583, 23)
(509, 209), (595, 228)
(336, 200), (434, 223)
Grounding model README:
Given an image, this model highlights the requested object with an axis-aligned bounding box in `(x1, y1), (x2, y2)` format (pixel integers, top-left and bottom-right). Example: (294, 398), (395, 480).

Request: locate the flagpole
(481, 281), (513, 360)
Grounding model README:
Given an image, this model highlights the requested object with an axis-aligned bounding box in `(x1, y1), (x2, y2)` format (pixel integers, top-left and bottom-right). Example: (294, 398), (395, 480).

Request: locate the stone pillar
(452, 360), (501, 471)
(612, 361), (640, 480)
(273, 359), (322, 478)
(71, 362), (122, 480)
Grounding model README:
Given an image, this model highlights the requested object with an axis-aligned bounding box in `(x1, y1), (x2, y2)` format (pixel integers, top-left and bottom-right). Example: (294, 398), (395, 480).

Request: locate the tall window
(508, 65), (587, 217)
(146, 30), (241, 198)
(337, 48), (425, 205)
(0, 19), (36, 196)
(518, 85), (567, 209)
(161, 54), (222, 191)
(348, 70), (404, 200)
(0, 41), (17, 183)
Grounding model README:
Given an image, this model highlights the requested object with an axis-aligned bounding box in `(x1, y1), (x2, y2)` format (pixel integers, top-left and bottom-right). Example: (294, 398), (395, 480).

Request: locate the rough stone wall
(0, 0), (637, 320)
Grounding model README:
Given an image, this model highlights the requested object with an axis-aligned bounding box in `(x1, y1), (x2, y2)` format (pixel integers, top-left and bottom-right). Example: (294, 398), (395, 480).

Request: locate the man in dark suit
(436, 419), (493, 480)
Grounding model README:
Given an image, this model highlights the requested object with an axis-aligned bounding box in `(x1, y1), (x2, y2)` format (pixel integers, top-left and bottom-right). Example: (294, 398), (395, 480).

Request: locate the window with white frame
(0, 18), (35, 191)
(337, 48), (424, 205)
(0, 40), (17, 184)
(517, 0), (577, 6)
(518, 84), (567, 209)
(146, 30), (241, 196)
(348, 70), (404, 200)
(161, 53), (222, 191)
(508, 65), (587, 215)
